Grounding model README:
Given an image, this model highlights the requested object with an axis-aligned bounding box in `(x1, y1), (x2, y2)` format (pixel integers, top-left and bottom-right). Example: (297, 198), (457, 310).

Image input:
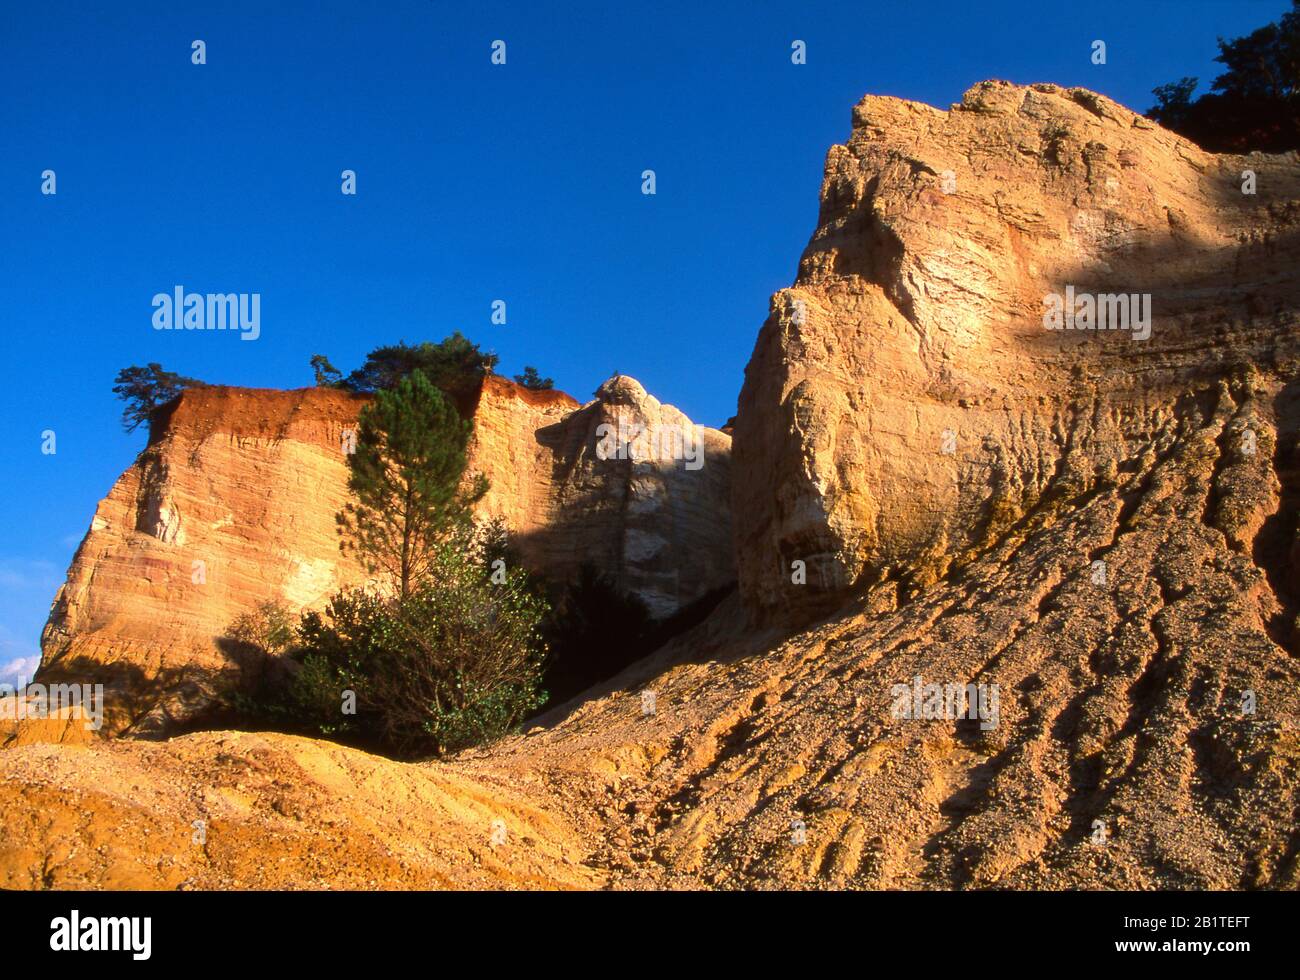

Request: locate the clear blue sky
(0, 0), (1284, 682)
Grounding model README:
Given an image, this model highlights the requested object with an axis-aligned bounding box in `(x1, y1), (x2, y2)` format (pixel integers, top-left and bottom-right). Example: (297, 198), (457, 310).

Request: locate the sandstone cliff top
(787, 79), (1300, 405)
(150, 373), (582, 446)
(481, 372), (580, 410)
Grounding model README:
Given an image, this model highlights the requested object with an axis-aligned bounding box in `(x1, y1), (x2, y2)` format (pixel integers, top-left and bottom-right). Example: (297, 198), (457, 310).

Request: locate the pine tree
(112, 363), (202, 433)
(1147, 0), (1299, 152)
(513, 365), (555, 390)
(341, 334), (498, 393)
(309, 353), (344, 387)
(336, 370), (487, 598)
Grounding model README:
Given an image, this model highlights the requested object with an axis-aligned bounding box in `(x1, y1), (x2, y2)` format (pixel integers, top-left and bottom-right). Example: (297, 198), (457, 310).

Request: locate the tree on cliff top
(112, 363), (203, 433)
(1147, 0), (1299, 152)
(309, 353), (344, 388)
(513, 366), (555, 390)
(312, 334), (499, 397)
(336, 369), (487, 598)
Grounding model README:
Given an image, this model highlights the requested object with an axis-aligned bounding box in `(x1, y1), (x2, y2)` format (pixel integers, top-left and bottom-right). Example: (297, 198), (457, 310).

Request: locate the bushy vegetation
(513, 366), (554, 390)
(227, 599), (296, 657)
(302, 540), (546, 755)
(311, 334), (499, 395)
(312, 334), (562, 404)
(231, 536), (547, 757)
(232, 362), (547, 758)
(1148, 1), (1299, 152)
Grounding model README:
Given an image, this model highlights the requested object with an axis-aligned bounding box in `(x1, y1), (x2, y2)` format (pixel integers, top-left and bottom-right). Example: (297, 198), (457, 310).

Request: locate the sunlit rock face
(733, 80), (1300, 623)
(40, 385), (370, 728)
(39, 375), (733, 728)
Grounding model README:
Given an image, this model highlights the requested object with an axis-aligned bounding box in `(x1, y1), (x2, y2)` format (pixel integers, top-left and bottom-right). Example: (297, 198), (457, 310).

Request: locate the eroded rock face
(40, 386), (371, 727)
(734, 80), (1300, 622)
(38, 375), (733, 726)
(475, 375), (734, 618)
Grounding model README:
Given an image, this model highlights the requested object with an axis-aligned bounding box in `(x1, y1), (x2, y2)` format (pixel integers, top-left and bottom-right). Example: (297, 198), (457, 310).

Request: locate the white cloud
(0, 557), (64, 686)
(0, 656), (40, 689)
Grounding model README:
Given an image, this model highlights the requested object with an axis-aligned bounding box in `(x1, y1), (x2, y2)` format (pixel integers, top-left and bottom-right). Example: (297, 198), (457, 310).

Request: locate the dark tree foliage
(336, 370), (487, 599)
(112, 363), (203, 433)
(513, 366), (555, 390)
(231, 543), (550, 759)
(1148, 0), (1300, 152)
(328, 334), (499, 394)
(311, 554), (548, 757)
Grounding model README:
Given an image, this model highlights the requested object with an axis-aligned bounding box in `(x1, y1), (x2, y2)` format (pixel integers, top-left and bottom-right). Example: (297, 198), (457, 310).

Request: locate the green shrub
(513, 366), (554, 390)
(237, 537), (548, 757)
(227, 599), (296, 656)
(312, 334), (499, 395)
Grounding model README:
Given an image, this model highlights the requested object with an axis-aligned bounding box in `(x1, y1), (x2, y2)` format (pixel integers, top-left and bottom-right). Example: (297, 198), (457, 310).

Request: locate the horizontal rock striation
(40, 386), (370, 729)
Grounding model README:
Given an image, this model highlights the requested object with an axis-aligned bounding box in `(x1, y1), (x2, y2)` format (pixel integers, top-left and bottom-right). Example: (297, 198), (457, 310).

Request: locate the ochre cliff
(5, 83), (1300, 890)
(475, 375), (734, 618)
(37, 374), (733, 728)
(734, 80), (1300, 622)
(40, 386), (370, 728)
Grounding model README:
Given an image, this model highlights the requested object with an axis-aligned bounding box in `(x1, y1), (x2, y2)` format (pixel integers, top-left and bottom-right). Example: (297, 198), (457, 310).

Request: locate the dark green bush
(513, 366), (554, 390)
(1147, 1), (1299, 152)
(311, 334), (499, 395)
(234, 538), (548, 758)
(227, 600), (296, 656)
